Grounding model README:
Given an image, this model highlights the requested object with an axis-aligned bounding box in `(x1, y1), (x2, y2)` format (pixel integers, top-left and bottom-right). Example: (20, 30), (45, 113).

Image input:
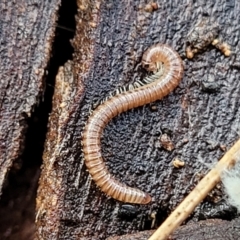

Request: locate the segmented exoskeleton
(82, 44), (184, 204)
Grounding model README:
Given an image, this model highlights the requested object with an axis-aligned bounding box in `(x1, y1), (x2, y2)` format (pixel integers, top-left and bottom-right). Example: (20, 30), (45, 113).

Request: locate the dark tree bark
(0, 0), (61, 239)
(34, 0), (239, 239)
(0, 0), (61, 192)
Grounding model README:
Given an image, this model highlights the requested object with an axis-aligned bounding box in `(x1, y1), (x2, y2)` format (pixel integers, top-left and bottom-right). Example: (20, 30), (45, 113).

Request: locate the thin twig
(148, 138), (240, 240)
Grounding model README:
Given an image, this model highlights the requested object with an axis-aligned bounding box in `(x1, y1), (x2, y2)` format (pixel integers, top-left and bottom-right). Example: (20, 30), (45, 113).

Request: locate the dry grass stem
(148, 138), (240, 240)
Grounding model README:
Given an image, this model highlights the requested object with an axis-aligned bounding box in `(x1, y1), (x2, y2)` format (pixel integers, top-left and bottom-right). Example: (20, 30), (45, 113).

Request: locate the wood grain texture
(0, 0), (61, 193)
(36, 0), (240, 239)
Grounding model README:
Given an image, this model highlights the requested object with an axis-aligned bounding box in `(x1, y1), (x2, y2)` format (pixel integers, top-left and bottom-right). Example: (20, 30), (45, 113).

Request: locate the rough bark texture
(0, 0), (61, 193)
(36, 0), (240, 239)
(106, 218), (240, 240)
(0, 0), (62, 239)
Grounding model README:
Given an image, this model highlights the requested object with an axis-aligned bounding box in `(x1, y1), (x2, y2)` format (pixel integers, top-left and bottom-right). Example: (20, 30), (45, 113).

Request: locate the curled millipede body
(82, 44), (184, 204)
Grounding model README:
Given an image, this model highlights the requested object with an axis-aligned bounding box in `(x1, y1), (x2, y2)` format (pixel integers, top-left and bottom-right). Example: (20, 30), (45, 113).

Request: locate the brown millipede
(82, 44), (184, 204)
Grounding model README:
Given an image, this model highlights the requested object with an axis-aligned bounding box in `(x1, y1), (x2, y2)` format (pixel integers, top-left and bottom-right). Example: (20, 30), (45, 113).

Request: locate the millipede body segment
(82, 44), (184, 204)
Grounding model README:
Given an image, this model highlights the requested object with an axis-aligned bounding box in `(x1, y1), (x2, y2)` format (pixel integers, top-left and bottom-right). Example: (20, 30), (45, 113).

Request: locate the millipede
(82, 43), (184, 204)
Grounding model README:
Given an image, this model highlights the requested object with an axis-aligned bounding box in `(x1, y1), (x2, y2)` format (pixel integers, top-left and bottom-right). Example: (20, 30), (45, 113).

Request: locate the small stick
(148, 138), (240, 240)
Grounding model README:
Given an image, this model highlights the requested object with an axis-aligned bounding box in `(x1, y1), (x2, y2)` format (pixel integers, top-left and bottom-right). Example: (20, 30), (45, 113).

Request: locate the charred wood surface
(36, 0), (240, 239)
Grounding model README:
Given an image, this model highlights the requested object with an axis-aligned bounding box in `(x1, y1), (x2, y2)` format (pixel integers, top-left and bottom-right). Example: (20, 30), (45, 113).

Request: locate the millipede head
(142, 60), (158, 72)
